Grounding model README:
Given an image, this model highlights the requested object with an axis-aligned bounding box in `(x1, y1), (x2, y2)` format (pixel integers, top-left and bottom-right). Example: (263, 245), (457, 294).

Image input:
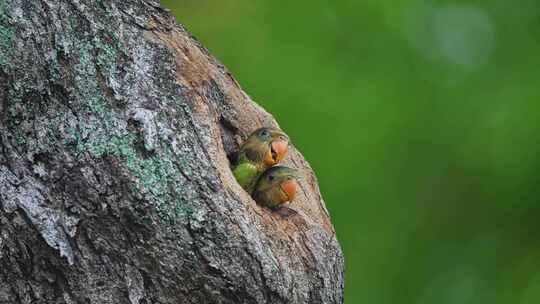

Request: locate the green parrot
(232, 127), (289, 193)
(252, 166), (299, 209)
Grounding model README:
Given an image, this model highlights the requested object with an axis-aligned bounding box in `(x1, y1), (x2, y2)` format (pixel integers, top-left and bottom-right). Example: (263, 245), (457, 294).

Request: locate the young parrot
(232, 127), (289, 193)
(252, 166), (299, 209)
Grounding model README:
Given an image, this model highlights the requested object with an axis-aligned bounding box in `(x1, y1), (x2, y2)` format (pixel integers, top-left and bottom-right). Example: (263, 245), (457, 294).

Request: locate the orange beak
(280, 178), (298, 202)
(264, 139), (288, 166)
(271, 140), (288, 161)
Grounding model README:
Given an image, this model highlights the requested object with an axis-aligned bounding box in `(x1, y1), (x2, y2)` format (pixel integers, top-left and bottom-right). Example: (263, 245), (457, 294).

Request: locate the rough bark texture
(0, 1), (344, 303)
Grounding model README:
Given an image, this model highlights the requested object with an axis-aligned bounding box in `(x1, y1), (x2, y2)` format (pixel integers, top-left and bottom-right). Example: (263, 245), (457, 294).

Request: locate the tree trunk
(0, 1), (344, 303)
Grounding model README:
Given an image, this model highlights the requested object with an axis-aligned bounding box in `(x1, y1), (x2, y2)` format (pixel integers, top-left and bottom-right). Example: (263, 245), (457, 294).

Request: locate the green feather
(232, 162), (259, 193)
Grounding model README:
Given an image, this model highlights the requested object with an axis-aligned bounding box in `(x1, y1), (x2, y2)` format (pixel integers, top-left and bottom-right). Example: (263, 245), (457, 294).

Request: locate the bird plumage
(252, 166), (299, 209)
(232, 127), (289, 193)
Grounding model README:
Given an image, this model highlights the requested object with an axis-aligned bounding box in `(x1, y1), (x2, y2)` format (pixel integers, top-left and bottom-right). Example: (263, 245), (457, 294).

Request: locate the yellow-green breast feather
(233, 162), (259, 193)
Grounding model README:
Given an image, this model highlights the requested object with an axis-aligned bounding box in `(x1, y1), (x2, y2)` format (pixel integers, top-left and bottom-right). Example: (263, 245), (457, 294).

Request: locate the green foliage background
(162, 1), (540, 303)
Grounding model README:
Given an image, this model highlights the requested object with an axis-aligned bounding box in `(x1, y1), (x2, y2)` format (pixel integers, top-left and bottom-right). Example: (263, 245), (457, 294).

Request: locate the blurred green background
(162, 1), (540, 303)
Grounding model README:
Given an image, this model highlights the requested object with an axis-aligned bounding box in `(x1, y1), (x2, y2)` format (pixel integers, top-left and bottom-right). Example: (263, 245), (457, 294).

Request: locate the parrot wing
(233, 162), (259, 191)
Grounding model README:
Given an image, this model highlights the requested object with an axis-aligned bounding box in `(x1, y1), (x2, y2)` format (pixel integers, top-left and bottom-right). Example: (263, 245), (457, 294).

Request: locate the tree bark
(0, 0), (344, 303)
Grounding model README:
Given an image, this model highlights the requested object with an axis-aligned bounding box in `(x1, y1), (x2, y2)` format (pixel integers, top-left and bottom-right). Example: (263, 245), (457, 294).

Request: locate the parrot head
(240, 127), (289, 167)
(253, 166), (299, 208)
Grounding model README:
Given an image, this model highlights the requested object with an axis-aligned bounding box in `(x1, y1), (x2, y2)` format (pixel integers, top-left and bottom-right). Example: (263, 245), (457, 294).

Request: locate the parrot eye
(259, 129), (270, 138)
(268, 175), (275, 181)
